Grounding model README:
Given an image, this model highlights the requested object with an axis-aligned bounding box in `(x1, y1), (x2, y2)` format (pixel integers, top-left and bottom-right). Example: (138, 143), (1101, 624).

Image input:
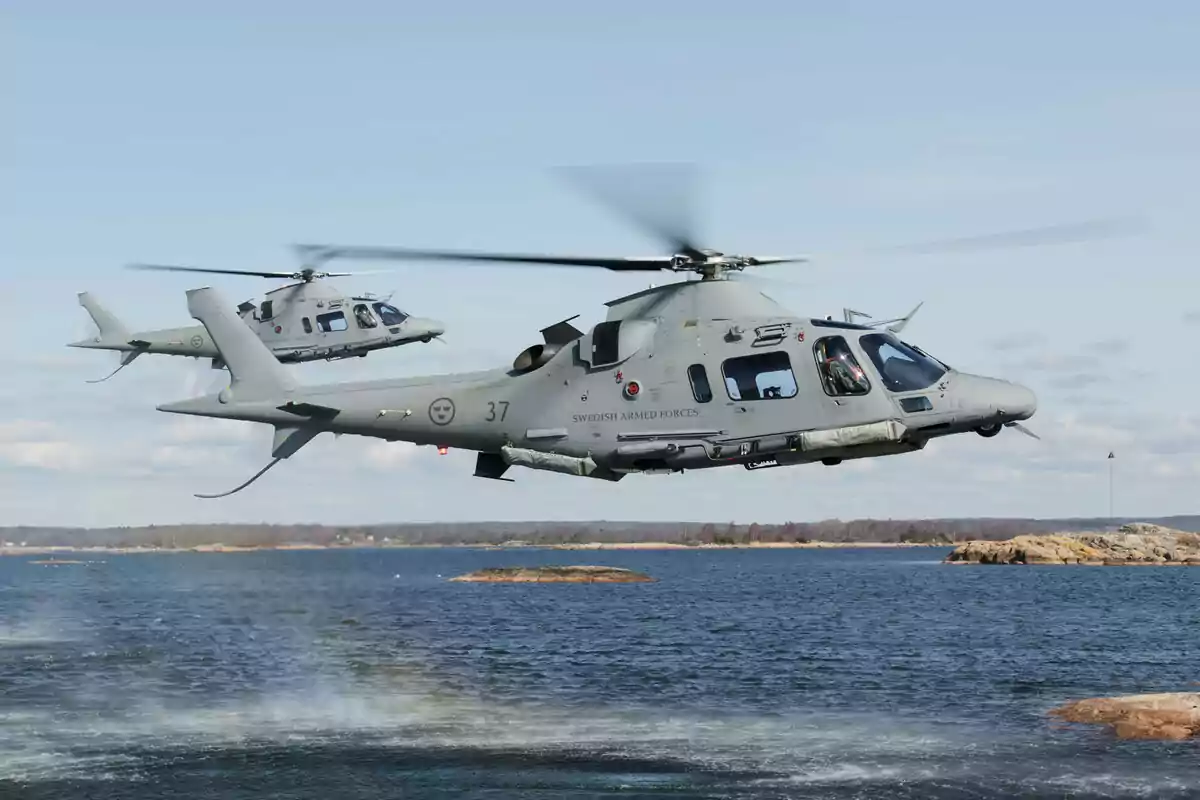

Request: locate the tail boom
(71, 291), (221, 358)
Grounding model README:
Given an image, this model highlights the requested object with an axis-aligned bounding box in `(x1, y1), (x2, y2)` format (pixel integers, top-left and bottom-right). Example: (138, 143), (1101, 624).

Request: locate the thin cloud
(1006, 352), (1102, 372)
(988, 334), (1047, 352)
(1044, 371), (1109, 390)
(0, 420), (92, 472)
(1057, 393), (1120, 408)
(1082, 337), (1131, 354)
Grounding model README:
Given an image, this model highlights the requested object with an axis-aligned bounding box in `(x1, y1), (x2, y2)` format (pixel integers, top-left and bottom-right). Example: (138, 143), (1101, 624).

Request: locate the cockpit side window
(858, 333), (947, 393)
(259, 300), (273, 321)
(353, 303), (378, 329)
(373, 302), (408, 326)
(813, 335), (871, 396)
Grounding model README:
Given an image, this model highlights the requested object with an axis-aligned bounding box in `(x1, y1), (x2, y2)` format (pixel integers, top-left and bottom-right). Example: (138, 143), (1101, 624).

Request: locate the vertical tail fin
(186, 286), (294, 399)
(77, 292), (130, 342)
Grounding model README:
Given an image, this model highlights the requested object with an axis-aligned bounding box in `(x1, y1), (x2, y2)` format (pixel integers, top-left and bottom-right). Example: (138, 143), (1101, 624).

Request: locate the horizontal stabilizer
(277, 401), (341, 420)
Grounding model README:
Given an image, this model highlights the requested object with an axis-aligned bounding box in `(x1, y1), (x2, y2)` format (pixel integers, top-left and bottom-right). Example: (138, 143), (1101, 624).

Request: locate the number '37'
(485, 400), (509, 422)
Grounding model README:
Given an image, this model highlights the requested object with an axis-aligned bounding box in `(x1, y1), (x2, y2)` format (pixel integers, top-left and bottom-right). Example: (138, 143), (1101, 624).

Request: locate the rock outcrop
(1050, 693), (1200, 740)
(944, 523), (1200, 565)
(448, 565), (655, 583)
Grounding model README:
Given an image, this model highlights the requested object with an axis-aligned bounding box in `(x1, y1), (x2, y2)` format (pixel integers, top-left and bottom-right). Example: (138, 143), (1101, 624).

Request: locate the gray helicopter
(154, 259), (1043, 498)
(69, 255), (446, 383)
(157, 267), (1033, 497)
(150, 164), (1140, 497)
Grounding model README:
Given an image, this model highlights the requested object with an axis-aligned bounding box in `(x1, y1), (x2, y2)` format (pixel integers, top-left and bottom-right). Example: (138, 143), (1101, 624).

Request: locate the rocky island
(1051, 692), (1200, 740)
(944, 523), (1200, 565)
(449, 565), (654, 583)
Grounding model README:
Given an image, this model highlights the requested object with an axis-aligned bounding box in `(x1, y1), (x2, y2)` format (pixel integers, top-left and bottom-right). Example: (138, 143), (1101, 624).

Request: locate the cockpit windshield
(858, 333), (947, 392)
(372, 302), (408, 326)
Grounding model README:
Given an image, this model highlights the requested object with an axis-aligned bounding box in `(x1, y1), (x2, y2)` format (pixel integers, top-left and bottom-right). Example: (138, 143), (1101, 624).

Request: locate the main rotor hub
(671, 251), (753, 279)
(126, 243), (360, 284)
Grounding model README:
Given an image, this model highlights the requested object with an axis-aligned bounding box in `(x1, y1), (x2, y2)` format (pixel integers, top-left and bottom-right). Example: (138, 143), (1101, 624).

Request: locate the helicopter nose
(406, 317), (446, 340)
(994, 380), (1036, 421)
(422, 318), (446, 338)
(953, 374), (1037, 422)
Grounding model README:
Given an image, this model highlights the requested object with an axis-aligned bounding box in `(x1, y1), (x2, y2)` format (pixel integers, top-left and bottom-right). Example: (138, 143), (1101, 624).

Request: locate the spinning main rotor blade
(126, 262), (380, 280)
(296, 246), (680, 272)
(128, 263), (312, 279)
(298, 215), (1134, 277)
(860, 217), (1144, 257)
(301, 160), (1143, 278)
(552, 162), (707, 260)
(298, 245), (810, 272)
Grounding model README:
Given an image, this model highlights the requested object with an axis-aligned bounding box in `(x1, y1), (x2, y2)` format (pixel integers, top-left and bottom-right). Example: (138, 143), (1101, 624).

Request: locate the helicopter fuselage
(69, 281), (446, 380)
(160, 279), (1037, 491)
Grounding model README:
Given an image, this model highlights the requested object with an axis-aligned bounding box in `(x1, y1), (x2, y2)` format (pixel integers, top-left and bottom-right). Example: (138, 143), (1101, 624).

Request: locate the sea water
(1, 547), (1197, 798)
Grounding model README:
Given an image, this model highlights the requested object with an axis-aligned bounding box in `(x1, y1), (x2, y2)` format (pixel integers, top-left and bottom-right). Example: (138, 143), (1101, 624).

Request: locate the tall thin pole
(1107, 451), (1115, 523)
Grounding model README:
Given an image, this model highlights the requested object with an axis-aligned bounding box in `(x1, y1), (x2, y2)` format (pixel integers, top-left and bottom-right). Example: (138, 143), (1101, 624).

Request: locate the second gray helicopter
(70, 253), (446, 383)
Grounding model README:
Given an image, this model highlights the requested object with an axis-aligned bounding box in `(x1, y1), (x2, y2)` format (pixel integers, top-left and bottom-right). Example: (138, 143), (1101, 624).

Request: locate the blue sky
(3, 2), (1199, 527)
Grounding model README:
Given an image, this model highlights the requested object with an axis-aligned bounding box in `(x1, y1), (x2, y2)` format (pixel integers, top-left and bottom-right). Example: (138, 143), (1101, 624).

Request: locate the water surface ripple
(1, 547), (1196, 798)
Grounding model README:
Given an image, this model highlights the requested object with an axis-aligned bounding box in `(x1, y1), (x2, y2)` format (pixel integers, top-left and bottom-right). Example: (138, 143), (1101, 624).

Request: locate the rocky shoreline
(449, 566), (655, 583)
(1051, 693), (1200, 740)
(944, 523), (1200, 565)
(0, 541), (943, 557)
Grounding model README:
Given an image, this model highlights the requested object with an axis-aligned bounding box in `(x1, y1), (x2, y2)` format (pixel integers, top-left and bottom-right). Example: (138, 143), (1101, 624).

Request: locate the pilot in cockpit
(354, 305), (377, 329)
(817, 338), (869, 395)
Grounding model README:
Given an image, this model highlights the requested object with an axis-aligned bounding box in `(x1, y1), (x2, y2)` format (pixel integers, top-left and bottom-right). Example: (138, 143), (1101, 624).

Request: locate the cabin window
(353, 303), (378, 329)
(302, 317), (312, 334)
(591, 321), (622, 366)
(316, 311), (347, 333)
(259, 300), (274, 321)
(721, 351), (798, 401)
(687, 364), (713, 403)
(372, 302), (408, 326)
(813, 335), (871, 396)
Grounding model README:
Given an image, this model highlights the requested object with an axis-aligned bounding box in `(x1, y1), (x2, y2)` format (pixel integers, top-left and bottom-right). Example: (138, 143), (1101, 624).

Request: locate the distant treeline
(2, 516), (1198, 548)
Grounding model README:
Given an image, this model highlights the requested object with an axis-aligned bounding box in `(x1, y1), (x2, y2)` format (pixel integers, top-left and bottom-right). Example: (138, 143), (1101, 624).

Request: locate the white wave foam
(0, 618), (78, 646)
(0, 676), (975, 785)
(1038, 772), (1194, 797)
(9, 679), (1196, 796)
